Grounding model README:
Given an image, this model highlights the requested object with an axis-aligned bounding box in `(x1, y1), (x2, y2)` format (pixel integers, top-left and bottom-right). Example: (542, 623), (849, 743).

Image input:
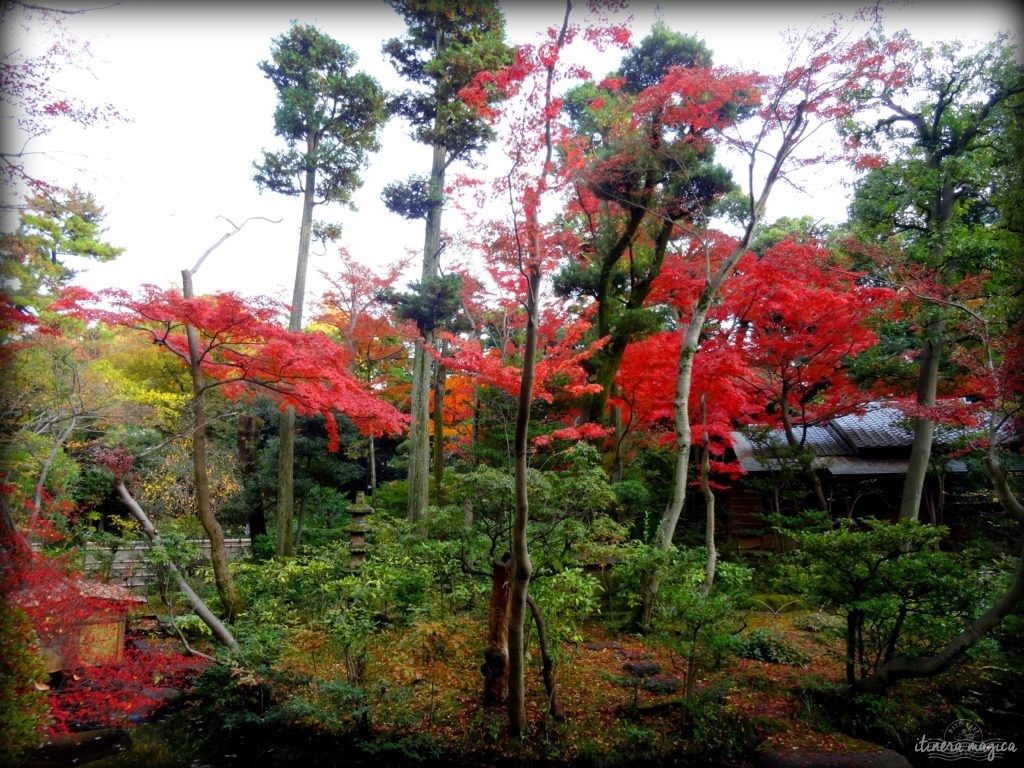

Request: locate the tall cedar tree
(254, 25), (386, 555)
(842, 32), (1024, 520)
(382, 0), (513, 523)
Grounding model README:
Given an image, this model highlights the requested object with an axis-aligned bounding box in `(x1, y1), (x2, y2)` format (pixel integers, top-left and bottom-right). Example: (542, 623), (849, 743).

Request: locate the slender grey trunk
(407, 335), (432, 522)
(700, 396), (717, 592)
(639, 99), (808, 627)
(182, 269), (242, 620)
(433, 352), (447, 502)
(780, 392), (829, 513)
(33, 415), (77, 522)
(277, 156), (317, 555)
(508, 266), (540, 737)
(368, 435), (377, 508)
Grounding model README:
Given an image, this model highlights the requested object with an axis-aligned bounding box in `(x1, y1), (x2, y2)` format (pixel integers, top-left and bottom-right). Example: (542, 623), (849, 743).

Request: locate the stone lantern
(345, 491), (373, 571)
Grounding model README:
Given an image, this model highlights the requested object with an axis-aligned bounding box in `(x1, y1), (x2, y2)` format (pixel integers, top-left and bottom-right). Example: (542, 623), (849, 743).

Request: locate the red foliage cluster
(47, 647), (207, 734)
(60, 285), (408, 446)
(2, 493), (202, 736)
(725, 238), (896, 427)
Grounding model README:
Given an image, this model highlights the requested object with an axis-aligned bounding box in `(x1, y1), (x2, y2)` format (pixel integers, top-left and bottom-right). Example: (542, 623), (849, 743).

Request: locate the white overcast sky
(3, 0), (1020, 307)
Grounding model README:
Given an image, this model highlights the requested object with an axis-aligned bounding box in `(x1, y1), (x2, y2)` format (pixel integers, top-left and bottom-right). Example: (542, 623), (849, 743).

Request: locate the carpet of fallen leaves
(268, 608), (916, 765)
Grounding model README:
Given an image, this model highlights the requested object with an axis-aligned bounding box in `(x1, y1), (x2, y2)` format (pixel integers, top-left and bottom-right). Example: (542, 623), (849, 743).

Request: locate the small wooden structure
(41, 579), (146, 673)
(77, 580), (146, 666)
(723, 402), (980, 547)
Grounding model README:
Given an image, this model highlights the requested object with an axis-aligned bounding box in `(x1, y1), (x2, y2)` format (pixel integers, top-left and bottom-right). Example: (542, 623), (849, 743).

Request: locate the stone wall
(79, 538), (250, 590)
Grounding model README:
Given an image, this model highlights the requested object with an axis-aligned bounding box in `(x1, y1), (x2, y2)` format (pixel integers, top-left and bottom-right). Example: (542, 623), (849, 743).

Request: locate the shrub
(0, 606), (49, 765)
(790, 518), (996, 685)
(737, 627), (809, 666)
(794, 610), (844, 633)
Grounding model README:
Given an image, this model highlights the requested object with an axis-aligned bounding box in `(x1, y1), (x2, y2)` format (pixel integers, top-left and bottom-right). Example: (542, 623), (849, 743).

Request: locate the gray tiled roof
(731, 402), (974, 476)
(829, 404), (913, 450)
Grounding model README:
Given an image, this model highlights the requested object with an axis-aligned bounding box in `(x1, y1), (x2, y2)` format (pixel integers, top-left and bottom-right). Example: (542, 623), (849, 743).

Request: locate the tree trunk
(637, 99), (808, 628)
(899, 328), (943, 521)
(482, 553), (512, 705)
(277, 157), (317, 555)
(114, 479), (238, 651)
(508, 265), (540, 737)
(407, 336), (432, 523)
(433, 354), (447, 503)
(276, 406), (296, 555)
(182, 270), (242, 620)
(700, 397), (717, 592)
(407, 138), (448, 523)
(780, 397), (829, 513)
(237, 413), (267, 550)
(506, 1), (568, 737)
(526, 594), (562, 720)
(295, 494), (306, 549)
(368, 435), (377, 508)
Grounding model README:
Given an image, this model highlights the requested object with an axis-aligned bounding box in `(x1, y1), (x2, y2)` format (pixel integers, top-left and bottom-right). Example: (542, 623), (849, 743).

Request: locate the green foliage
(254, 23), (386, 205)
(530, 567), (601, 647)
(172, 613), (213, 642)
(615, 546), (749, 696)
(145, 527), (202, 571)
(795, 676), (926, 748)
(0, 606), (49, 765)
(373, 479), (408, 517)
(790, 518), (997, 684)
(617, 21), (712, 92)
(1, 430), (80, 514)
(1, 187), (122, 306)
(382, 0), (513, 157)
(737, 628), (810, 666)
(685, 687), (746, 758)
(793, 610), (845, 633)
(378, 273), (465, 335)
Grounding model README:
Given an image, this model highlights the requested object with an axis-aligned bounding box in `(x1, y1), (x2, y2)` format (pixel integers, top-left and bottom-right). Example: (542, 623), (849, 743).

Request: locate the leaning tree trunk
(638, 100), (808, 628)
(115, 479), (238, 651)
(855, 535), (1023, 691)
(182, 270), (242, 620)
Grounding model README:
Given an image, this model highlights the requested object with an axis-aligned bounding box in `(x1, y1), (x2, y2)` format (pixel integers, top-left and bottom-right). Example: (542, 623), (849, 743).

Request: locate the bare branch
(5, 1), (121, 15)
(188, 215), (282, 276)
